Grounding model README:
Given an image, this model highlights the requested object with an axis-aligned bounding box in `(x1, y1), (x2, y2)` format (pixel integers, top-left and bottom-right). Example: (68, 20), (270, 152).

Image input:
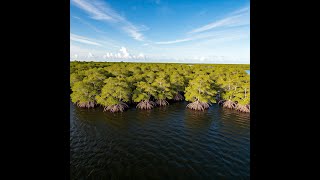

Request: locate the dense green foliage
(70, 61), (250, 112)
(96, 77), (131, 112)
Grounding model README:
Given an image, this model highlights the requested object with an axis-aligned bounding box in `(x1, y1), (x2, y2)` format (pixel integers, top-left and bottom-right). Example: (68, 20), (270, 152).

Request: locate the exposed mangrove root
(156, 99), (169, 106)
(136, 100), (157, 110)
(103, 102), (128, 113)
(245, 104), (250, 112)
(218, 100), (225, 105)
(186, 100), (210, 111)
(235, 104), (250, 113)
(222, 100), (236, 109)
(174, 93), (184, 101)
(77, 101), (95, 108)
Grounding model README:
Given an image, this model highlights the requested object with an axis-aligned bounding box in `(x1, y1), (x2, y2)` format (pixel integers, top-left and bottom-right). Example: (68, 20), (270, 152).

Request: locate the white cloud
(188, 15), (242, 34)
(103, 52), (110, 59)
(154, 6), (249, 45)
(119, 47), (130, 58)
(199, 57), (206, 61)
(116, 53), (122, 58)
(71, 0), (118, 21)
(123, 26), (144, 41)
(71, 43), (150, 62)
(70, 33), (102, 46)
(155, 37), (193, 45)
(138, 53), (145, 58)
(86, 52), (94, 58)
(71, 0), (146, 41)
(155, 29), (236, 45)
(231, 6), (250, 15)
(188, 6), (249, 34)
(70, 44), (97, 55)
(72, 16), (106, 34)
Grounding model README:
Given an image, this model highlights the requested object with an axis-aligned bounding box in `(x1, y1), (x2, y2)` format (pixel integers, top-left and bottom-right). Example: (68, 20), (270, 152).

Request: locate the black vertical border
(251, 0), (257, 178)
(65, 0), (71, 179)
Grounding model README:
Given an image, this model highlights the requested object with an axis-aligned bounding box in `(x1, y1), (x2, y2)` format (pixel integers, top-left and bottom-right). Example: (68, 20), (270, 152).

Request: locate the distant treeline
(70, 62), (250, 112)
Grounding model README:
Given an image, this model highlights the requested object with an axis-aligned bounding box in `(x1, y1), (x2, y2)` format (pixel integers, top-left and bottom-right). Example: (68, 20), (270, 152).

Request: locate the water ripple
(70, 101), (250, 179)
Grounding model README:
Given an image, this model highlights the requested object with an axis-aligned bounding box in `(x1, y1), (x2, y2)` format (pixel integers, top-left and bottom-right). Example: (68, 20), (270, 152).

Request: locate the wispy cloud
(72, 16), (106, 34)
(188, 15), (244, 34)
(71, 0), (146, 41)
(70, 33), (121, 48)
(70, 33), (102, 46)
(188, 6), (249, 34)
(155, 38), (193, 45)
(194, 34), (249, 47)
(155, 6), (249, 45)
(155, 29), (243, 45)
(230, 6), (250, 15)
(71, 0), (120, 21)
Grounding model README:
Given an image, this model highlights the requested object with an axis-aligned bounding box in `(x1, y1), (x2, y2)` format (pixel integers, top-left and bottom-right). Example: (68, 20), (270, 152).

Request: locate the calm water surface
(70, 101), (250, 179)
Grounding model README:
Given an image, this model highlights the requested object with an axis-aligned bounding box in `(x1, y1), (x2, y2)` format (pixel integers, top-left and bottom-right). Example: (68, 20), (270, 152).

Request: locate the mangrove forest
(70, 62), (250, 113)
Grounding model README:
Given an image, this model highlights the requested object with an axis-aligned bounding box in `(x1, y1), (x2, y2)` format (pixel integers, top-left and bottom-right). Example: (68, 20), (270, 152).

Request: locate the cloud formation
(188, 6), (249, 34)
(119, 47), (130, 58)
(155, 38), (193, 45)
(96, 47), (146, 60)
(70, 33), (102, 46)
(155, 6), (249, 45)
(70, 2), (250, 64)
(86, 52), (94, 58)
(71, 0), (146, 41)
(155, 28), (246, 45)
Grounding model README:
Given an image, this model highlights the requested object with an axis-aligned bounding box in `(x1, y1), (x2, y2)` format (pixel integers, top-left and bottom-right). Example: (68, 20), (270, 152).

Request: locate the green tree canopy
(185, 75), (217, 110)
(95, 77), (131, 112)
(70, 61), (250, 112)
(71, 81), (97, 108)
(151, 75), (173, 106)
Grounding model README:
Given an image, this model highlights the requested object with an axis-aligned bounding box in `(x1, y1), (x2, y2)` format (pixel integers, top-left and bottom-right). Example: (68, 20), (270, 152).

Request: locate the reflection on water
(70, 101), (250, 179)
(184, 108), (214, 135)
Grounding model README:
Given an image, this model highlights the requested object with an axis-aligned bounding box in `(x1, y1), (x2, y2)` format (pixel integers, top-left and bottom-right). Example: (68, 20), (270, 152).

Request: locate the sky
(70, 0), (250, 64)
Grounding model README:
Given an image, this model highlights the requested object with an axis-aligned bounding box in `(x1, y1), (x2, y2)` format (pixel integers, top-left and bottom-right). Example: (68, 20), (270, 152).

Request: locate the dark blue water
(70, 101), (250, 179)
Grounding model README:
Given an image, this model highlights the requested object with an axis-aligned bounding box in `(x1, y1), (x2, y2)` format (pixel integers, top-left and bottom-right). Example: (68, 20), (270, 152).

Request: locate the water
(245, 70), (250, 75)
(70, 101), (250, 179)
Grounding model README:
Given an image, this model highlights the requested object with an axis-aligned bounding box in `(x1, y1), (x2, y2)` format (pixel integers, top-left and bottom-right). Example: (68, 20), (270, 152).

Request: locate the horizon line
(70, 60), (250, 65)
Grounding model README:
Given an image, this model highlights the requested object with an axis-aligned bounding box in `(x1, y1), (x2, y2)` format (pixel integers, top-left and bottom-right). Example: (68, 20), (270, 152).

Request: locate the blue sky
(70, 0), (250, 64)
